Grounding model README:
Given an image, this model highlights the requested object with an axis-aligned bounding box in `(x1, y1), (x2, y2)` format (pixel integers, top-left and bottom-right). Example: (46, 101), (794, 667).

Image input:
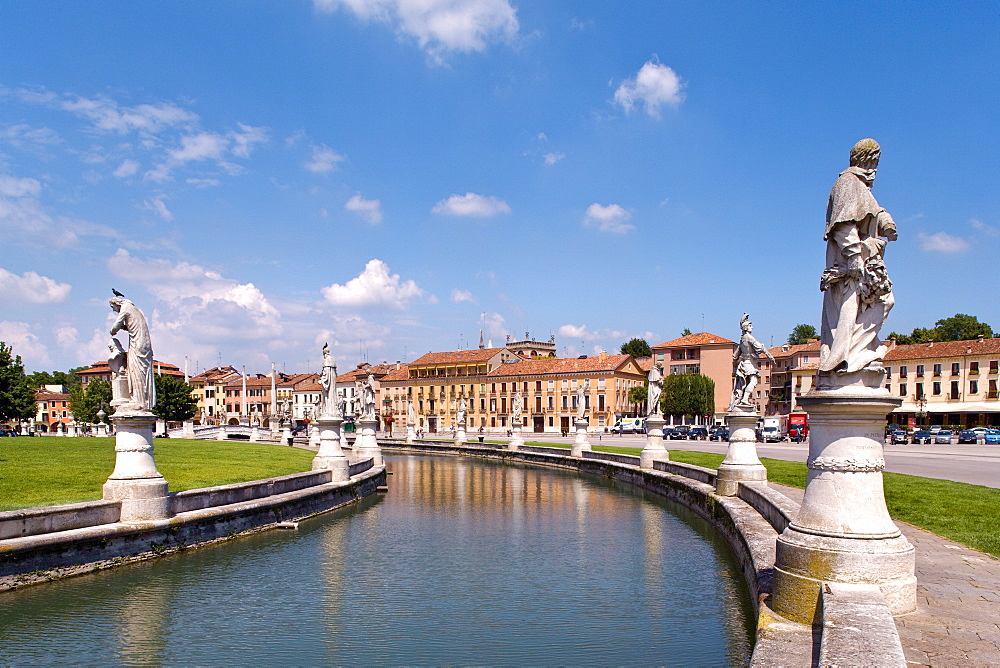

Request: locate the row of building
(31, 332), (1000, 433)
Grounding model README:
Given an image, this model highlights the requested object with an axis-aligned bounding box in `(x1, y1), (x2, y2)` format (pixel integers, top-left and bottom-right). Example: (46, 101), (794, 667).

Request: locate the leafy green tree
(620, 338), (652, 358)
(787, 324), (818, 345)
(889, 313), (994, 345)
(681, 328), (692, 336)
(0, 341), (38, 425)
(153, 375), (198, 422)
(660, 373), (715, 419)
(70, 379), (112, 423)
(627, 384), (647, 414)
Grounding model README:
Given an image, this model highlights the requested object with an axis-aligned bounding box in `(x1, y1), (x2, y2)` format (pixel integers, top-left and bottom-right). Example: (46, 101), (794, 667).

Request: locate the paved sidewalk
(772, 484), (1000, 666)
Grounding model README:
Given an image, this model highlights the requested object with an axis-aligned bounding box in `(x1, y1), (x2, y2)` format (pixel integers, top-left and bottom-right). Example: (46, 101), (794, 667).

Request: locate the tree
(681, 328), (692, 336)
(620, 338), (652, 358)
(660, 373), (714, 419)
(888, 313), (994, 345)
(0, 341), (38, 425)
(70, 379), (112, 423)
(627, 385), (647, 415)
(787, 324), (818, 345)
(153, 375), (198, 422)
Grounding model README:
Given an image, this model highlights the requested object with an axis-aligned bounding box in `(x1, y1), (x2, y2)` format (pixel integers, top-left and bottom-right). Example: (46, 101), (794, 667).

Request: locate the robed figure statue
(818, 138), (897, 389)
(109, 293), (156, 413)
(319, 343), (339, 417)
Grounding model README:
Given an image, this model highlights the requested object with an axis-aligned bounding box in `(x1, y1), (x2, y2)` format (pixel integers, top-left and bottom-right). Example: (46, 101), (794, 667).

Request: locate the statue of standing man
(646, 362), (663, 417)
(819, 138), (897, 389)
(319, 343), (339, 417)
(730, 313), (775, 411)
(109, 291), (155, 413)
(576, 378), (590, 419)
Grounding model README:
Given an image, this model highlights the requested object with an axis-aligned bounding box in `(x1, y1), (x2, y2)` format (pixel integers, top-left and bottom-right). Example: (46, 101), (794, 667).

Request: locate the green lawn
(525, 441), (1000, 558)
(0, 436), (314, 511)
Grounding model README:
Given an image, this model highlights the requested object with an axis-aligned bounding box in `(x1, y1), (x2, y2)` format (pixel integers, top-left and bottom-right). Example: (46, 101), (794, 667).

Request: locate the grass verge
(524, 441), (1000, 558)
(0, 436), (314, 511)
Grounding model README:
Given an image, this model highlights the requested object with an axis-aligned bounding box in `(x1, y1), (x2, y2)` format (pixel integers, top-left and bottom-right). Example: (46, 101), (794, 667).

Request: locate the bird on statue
(112, 288), (125, 298)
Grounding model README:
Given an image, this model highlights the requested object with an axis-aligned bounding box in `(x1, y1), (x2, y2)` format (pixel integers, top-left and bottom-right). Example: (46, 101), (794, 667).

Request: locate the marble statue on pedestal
(407, 398), (415, 425)
(818, 138), (897, 391)
(511, 391), (522, 423)
(319, 343), (339, 417)
(109, 293), (155, 413)
(361, 372), (376, 420)
(646, 362), (663, 417)
(729, 313), (775, 411)
(575, 379), (589, 419)
(456, 396), (467, 425)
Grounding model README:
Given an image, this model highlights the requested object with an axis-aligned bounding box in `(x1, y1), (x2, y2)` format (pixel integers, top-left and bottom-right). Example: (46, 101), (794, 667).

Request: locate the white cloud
(970, 217), (999, 237)
(432, 192), (511, 217)
(44, 92), (199, 135)
(305, 144), (346, 173)
(141, 196), (173, 221)
(613, 60), (684, 118)
(229, 123), (268, 158)
(186, 178), (220, 188)
(345, 193), (383, 224)
(0, 175), (41, 198)
(558, 323), (600, 341)
(917, 231), (970, 253)
(315, 0), (519, 62)
(321, 259), (426, 309)
(451, 288), (476, 304)
(0, 268), (71, 304)
(583, 203), (635, 234)
(0, 321), (51, 367)
(543, 152), (565, 166)
(113, 159), (140, 178)
(145, 126), (268, 182)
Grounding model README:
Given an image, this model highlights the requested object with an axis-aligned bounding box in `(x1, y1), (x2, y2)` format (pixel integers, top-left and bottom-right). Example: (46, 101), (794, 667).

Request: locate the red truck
(788, 412), (808, 442)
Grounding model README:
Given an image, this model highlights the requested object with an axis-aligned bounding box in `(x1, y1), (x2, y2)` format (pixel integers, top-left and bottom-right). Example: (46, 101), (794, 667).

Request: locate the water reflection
(0, 455), (752, 665)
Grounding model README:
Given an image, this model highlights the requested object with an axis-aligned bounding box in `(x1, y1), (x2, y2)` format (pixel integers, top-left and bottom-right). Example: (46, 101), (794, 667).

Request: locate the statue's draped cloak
(112, 301), (156, 411)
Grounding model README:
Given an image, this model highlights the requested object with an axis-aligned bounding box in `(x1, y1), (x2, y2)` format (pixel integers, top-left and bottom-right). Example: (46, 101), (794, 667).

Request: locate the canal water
(0, 455), (753, 665)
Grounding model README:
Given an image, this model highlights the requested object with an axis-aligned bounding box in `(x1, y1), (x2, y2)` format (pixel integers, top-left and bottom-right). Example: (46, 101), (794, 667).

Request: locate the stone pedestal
(509, 420), (524, 451)
(309, 424), (321, 448)
(66, 422), (77, 438)
(312, 415), (349, 481)
(772, 392), (915, 623)
(239, 416), (250, 427)
(96, 422), (109, 437)
(281, 425), (292, 445)
(182, 420), (195, 439)
(639, 415), (669, 468)
(354, 417), (383, 466)
(571, 417), (591, 457)
(155, 419), (167, 437)
(716, 411), (768, 496)
(103, 412), (170, 522)
(216, 425), (226, 441)
(249, 426), (260, 442)
(405, 423), (416, 444)
(455, 423), (467, 446)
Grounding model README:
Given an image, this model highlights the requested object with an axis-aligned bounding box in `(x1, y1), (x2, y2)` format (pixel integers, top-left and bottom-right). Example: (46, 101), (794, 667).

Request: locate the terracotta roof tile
(410, 348), (508, 365)
(885, 338), (1000, 361)
(652, 332), (734, 348)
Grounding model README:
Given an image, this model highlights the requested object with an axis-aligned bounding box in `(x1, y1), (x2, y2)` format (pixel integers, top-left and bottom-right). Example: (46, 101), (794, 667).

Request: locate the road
(504, 432), (1000, 489)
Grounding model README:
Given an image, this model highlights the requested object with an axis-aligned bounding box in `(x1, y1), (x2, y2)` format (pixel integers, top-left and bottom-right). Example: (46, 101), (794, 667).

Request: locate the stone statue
(109, 293), (155, 413)
(576, 378), (590, 419)
(107, 337), (129, 407)
(730, 313), (775, 411)
(319, 343), (339, 417)
(407, 399), (415, 425)
(511, 391), (522, 422)
(646, 362), (663, 417)
(456, 396), (467, 425)
(339, 394), (348, 419)
(361, 372), (376, 420)
(818, 138), (897, 389)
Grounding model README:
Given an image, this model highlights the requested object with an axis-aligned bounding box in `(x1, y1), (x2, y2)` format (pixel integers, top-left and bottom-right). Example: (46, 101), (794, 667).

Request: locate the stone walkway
(772, 484), (1000, 666)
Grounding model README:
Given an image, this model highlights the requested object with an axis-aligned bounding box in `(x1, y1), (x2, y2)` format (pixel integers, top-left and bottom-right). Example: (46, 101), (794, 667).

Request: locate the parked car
(984, 429), (1000, 445)
(662, 427), (676, 439)
(957, 430), (978, 444)
(934, 429), (953, 444)
(889, 430), (909, 444)
(970, 427), (990, 438)
(709, 428), (729, 441)
(928, 425), (943, 434)
(911, 430), (933, 444)
(291, 425), (307, 436)
(669, 425), (690, 440)
(688, 427), (709, 440)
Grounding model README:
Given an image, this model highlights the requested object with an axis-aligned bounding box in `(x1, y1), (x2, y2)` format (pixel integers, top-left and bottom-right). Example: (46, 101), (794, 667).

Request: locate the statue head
(849, 138), (880, 169)
(109, 296), (126, 312)
(740, 313), (752, 333)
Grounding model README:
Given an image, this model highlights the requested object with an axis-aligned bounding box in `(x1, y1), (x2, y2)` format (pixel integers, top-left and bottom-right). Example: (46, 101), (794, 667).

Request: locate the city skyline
(1, 2), (997, 374)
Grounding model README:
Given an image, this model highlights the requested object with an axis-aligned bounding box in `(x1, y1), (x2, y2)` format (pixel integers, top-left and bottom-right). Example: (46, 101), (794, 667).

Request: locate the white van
(611, 417), (645, 434)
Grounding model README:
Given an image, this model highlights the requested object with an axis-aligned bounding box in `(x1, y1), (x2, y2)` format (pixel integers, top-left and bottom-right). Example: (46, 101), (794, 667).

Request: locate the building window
(535, 380), (542, 391)
(916, 365), (924, 377)
(548, 380), (554, 390)
(656, 353), (664, 361)
(899, 366), (907, 378)
(952, 363), (961, 375)
(989, 379), (998, 398)
(490, 398), (496, 411)
(561, 396), (568, 409)
(933, 364), (942, 376)
(562, 379), (568, 390)
(899, 383), (907, 397)
(598, 394), (605, 411)
(991, 361), (999, 374)
(548, 417), (553, 427)
(548, 396), (554, 409)
(950, 381), (960, 400)
(598, 378), (606, 390)
(932, 382), (941, 395)
(970, 380), (979, 394)
(916, 383), (924, 399)
(970, 361), (980, 375)
(886, 367), (892, 379)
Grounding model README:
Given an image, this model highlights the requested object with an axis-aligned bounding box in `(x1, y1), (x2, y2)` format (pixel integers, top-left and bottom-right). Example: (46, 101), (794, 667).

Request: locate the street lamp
(915, 396), (927, 427)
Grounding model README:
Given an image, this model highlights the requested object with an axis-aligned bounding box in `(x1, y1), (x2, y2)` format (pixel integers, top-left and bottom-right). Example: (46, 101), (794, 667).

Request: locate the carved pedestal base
(716, 412), (767, 496)
(639, 415), (669, 468)
(772, 392), (915, 623)
(309, 424), (321, 448)
(216, 426), (226, 441)
(405, 424), (415, 444)
(509, 420), (524, 451)
(312, 415), (349, 481)
(103, 412), (170, 522)
(182, 420), (195, 439)
(571, 418), (591, 457)
(354, 418), (383, 466)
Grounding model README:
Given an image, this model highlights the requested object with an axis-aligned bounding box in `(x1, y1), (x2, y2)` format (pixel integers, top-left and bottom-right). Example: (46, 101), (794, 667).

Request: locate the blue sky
(1, 1), (997, 375)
